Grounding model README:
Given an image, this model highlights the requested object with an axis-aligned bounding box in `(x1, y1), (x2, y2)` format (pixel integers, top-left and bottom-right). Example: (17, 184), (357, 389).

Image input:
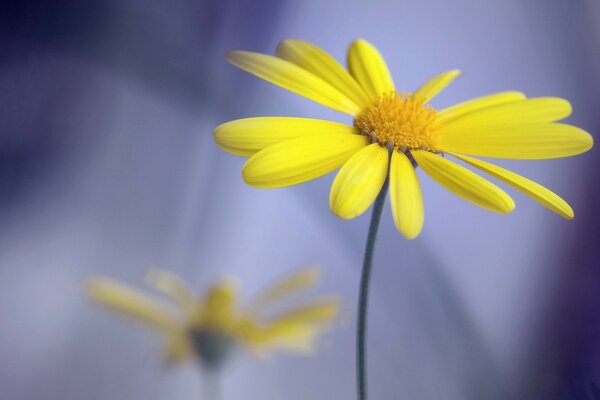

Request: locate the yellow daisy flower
(86, 267), (338, 368)
(214, 39), (593, 238)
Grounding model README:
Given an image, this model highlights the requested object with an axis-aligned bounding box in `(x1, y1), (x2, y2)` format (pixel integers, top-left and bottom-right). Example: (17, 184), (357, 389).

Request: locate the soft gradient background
(1, 1), (599, 399)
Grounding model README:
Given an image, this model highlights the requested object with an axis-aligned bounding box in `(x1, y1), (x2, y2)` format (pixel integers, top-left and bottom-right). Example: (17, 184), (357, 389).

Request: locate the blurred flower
(214, 39), (593, 238)
(86, 266), (339, 369)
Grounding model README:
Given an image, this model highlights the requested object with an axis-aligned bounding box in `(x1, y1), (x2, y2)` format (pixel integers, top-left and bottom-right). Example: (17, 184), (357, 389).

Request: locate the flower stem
(201, 368), (221, 400)
(357, 176), (389, 400)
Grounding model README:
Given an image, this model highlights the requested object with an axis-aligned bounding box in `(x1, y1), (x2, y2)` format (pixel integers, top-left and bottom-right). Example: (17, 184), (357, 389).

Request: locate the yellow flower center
(354, 91), (439, 151)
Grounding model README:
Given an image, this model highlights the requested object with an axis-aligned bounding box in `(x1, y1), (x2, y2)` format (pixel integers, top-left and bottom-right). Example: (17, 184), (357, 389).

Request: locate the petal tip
(400, 228), (422, 240)
(241, 173), (257, 187)
(331, 208), (358, 220)
(585, 131), (594, 148)
(562, 99), (573, 118)
(350, 38), (377, 52)
(561, 206), (575, 220)
(241, 162), (259, 186)
(213, 122), (226, 138)
(352, 38), (369, 45)
(277, 38), (302, 48)
(329, 196), (362, 220)
(502, 198), (516, 213)
(225, 50), (240, 63)
(226, 50), (258, 67)
(575, 130), (595, 155)
(274, 40), (292, 56)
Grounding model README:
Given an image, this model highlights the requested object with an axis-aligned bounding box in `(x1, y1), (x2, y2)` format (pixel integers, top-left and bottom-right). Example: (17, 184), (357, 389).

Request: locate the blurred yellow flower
(214, 39), (593, 239)
(86, 267), (338, 368)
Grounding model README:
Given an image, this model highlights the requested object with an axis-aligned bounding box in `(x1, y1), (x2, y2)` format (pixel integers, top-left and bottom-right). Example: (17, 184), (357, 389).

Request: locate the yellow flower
(214, 39), (593, 239)
(86, 267), (339, 368)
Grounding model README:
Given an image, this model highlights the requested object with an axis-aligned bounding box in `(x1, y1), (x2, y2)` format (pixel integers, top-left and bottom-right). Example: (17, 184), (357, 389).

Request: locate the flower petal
(201, 280), (239, 329)
(436, 122), (593, 159)
(214, 117), (356, 157)
(163, 333), (193, 364)
(243, 134), (369, 188)
(347, 39), (394, 99)
(243, 298), (338, 354)
(249, 266), (321, 310)
(86, 278), (179, 331)
(390, 151), (424, 239)
(437, 91), (527, 123)
(276, 40), (370, 107)
(145, 269), (196, 311)
(329, 143), (389, 219)
(413, 70), (461, 103)
(241, 320), (320, 355)
(412, 150), (515, 213)
(449, 153), (574, 219)
(227, 51), (361, 115)
(266, 298), (339, 326)
(441, 97), (572, 128)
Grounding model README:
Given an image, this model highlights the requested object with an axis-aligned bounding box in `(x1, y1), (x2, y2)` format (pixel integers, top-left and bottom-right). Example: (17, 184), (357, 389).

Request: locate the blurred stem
(201, 368), (221, 400)
(357, 176), (389, 400)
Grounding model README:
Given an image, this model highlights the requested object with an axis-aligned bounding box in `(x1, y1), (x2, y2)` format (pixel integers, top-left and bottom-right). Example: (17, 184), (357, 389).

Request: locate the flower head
(86, 267), (339, 368)
(214, 39), (593, 238)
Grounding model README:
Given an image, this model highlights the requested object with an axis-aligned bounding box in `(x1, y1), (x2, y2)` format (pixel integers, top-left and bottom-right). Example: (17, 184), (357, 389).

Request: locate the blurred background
(0, 0), (599, 399)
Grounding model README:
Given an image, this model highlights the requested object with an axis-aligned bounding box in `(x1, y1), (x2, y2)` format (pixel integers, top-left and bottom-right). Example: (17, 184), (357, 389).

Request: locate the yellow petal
(227, 51), (361, 115)
(437, 122), (593, 159)
(163, 332), (193, 364)
(145, 269), (196, 311)
(243, 322), (319, 355)
(243, 134), (369, 188)
(267, 298), (339, 326)
(438, 91), (527, 123)
(441, 97), (572, 128)
(276, 40), (370, 107)
(413, 70), (461, 103)
(329, 143), (389, 219)
(389, 151), (424, 239)
(214, 117), (356, 157)
(412, 150), (515, 213)
(347, 39), (394, 99)
(86, 278), (179, 331)
(264, 327), (318, 354)
(250, 266), (321, 310)
(449, 153), (574, 219)
(240, 303), (335, 355)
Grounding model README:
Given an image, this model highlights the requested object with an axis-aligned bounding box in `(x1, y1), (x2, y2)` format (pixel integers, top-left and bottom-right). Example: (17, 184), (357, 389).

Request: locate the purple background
(0, 0), (599, 399)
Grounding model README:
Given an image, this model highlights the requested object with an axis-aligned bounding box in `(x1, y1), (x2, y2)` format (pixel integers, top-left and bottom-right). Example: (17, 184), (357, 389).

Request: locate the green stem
(357, 176), (389, 400)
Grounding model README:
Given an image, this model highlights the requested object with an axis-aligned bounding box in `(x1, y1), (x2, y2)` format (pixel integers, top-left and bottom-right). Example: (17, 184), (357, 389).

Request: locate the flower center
(189, 328), (235, 369)
(354, 91), (439, 151)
